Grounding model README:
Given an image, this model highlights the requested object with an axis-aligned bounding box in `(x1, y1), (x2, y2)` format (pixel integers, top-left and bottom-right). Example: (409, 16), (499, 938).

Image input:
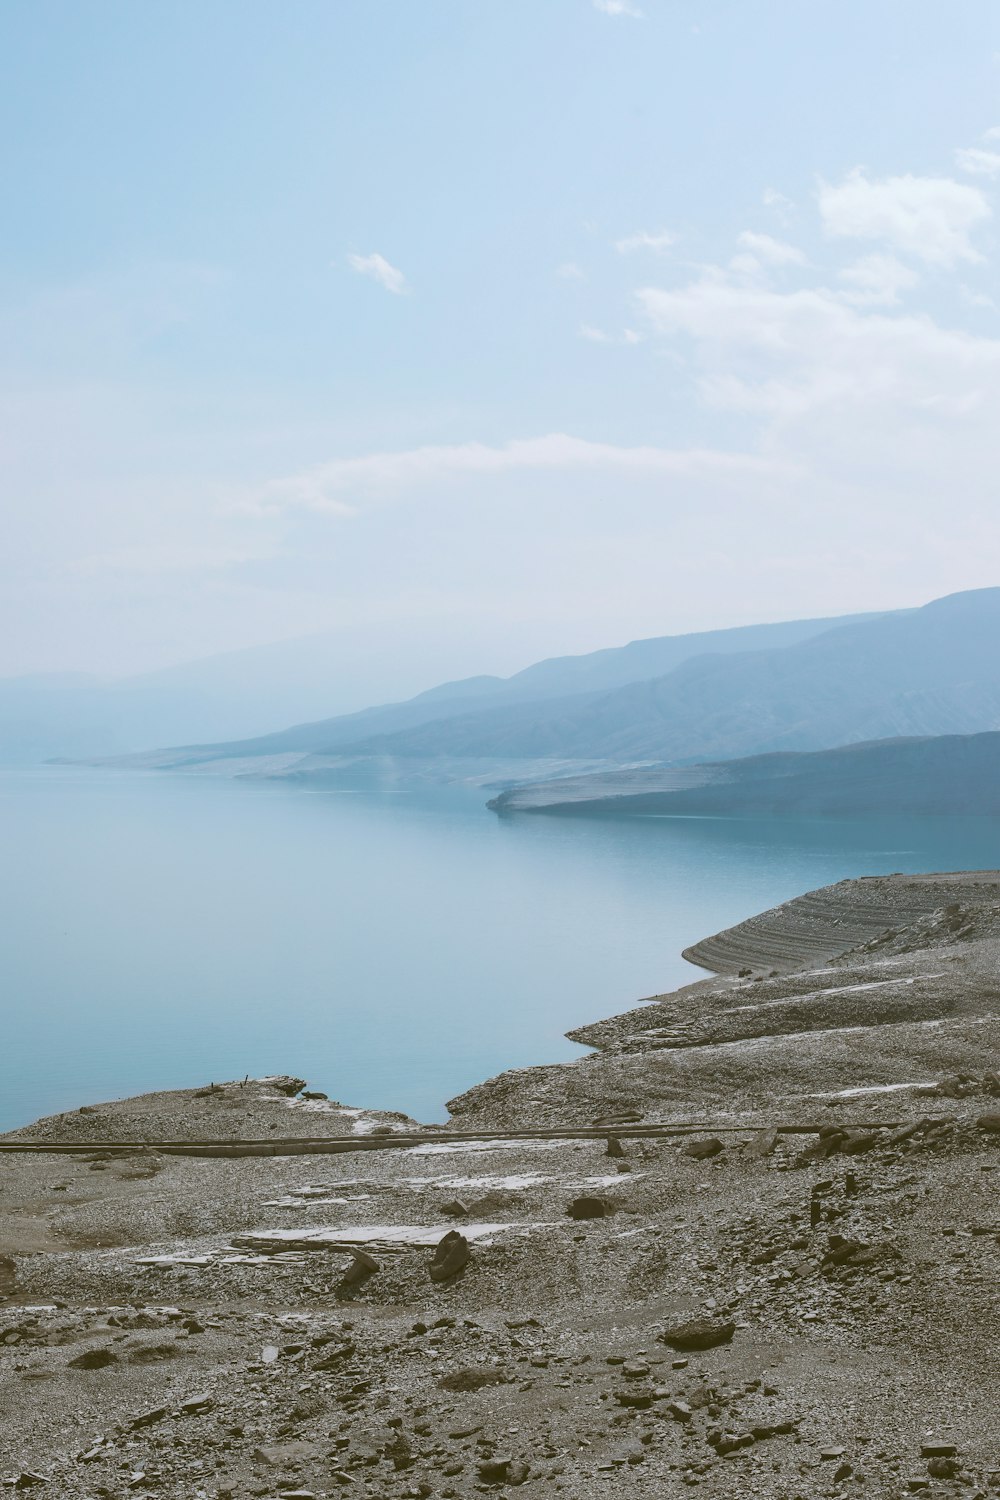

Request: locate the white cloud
(818, 169), (990, 267)
(955, 146), (1000, 178)
(254, 434), (781, 515)
(615, 229), (677, 254)
(346, 251), (409, 294)
(579, 324), (644, 345)
(762, 187), (794, 224)
(837, 253), (919, 306)
(592, 0), (643, 15)
(961, 285), (998, 311)
(736, 231), (807, 267)
(983, 125), (1000, 142)
(637, 263), (1000, 446)
(556, 261), (587, 281)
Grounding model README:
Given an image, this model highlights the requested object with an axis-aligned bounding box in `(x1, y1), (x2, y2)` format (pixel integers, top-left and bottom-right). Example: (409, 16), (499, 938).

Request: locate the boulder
(745, 1127), (779, 1158)
(261, 1076), (307, 1097)
(429, 1230), (470, 1283)
(682, 1137), (724, 1160)
(566, 1195), (615, 1220)
(478, 1457), (529, 1484)
(68, 1347), (119, 1370)
(660, 1317), (736, 1351)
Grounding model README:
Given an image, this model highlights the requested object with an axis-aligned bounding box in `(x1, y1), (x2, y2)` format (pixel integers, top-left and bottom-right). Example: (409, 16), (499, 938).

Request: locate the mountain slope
(488, 730), (1000, 816)
(128, 607), (884, 766)
(338, 588), (1000, 766)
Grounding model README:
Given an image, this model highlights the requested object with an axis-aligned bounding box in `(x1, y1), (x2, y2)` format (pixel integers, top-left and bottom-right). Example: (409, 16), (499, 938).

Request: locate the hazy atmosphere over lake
(4, 6), (1000, 1493)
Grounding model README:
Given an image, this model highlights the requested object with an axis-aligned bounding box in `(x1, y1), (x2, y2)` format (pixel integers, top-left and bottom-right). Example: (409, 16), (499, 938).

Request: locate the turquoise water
(4, 764), (1000, 1132)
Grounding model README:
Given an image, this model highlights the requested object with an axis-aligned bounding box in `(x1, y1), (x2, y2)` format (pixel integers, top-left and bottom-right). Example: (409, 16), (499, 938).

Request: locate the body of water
(4, 764), (1000, 1132)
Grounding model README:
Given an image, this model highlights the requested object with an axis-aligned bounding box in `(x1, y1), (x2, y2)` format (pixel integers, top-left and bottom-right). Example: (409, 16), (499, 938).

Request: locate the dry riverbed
(1, 873), (998, 1499)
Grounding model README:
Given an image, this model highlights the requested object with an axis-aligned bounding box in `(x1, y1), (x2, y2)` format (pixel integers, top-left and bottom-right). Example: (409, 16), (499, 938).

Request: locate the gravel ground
(1, 873), (998, 1499)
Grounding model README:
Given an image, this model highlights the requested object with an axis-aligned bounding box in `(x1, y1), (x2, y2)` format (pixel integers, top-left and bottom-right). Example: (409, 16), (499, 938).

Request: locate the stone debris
(1, 872), (999, 1498)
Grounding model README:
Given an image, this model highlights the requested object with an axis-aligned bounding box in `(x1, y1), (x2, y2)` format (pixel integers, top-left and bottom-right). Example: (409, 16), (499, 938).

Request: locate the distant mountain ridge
(331, 588), (1000, 767)
(54, 589), (1000, 803)
(128, 607), (888, 767)
(1, 607), (886, 763)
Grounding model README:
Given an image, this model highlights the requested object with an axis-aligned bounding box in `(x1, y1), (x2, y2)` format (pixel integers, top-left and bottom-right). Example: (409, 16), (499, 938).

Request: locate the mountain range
(82, 606), (889, 770)
(22, 587), (1000, 820)
(110, 588), (1000, 801)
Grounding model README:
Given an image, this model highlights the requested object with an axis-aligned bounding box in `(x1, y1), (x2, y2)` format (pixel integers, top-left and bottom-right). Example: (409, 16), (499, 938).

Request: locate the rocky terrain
(1, 872), (999, 1499)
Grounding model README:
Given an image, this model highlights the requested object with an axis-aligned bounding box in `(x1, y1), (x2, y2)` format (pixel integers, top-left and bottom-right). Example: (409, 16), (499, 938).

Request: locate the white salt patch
(406, 1139), (582, 1156)
(401, 1170), (640, 1192)
(820, 1082), (923, 1098)
(134, 1254), (213, 1267)
(403, 1174), (548, 1190)
(237, 1222), (559, 1250)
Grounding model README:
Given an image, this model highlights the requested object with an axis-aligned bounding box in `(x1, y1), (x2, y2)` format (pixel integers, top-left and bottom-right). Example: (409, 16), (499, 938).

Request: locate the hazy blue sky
(4, 1), (1000, 694)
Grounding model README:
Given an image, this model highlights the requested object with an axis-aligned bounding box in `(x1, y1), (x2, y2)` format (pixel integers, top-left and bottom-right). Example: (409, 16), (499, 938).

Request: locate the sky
(3, 0), (1000, 701)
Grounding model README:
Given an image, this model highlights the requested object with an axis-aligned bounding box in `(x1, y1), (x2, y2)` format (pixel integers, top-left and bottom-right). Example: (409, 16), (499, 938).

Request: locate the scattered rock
(129, 1406), (168, 1429)
(252, 1441), (319, 1468)
(439, 1367), (506, 1392)
(0, 1255), (16, 1299)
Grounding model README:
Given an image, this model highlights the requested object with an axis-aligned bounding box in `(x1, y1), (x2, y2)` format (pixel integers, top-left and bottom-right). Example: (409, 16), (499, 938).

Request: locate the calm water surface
(4, 764), (1000, 1131)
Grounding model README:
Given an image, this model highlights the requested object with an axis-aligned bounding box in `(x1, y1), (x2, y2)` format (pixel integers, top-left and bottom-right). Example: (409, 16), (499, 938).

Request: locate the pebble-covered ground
(1, 874), (998, 1499)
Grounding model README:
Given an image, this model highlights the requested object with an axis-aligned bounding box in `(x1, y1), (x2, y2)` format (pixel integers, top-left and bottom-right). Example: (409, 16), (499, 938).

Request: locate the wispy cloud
(955, 145), (1000, 178)
(579, 324), (644, 344)
(556, 261), (587, 281)
(615, 229), (676, 254)
(346, 251), (409, 294)
(736, 231), (808, 267)
(761, 187), (795, 227)
(837, 252), (919, 306)
(592, 0), (643, 16)
(253, 435), (781, 516)
(818, 169), (990, 267)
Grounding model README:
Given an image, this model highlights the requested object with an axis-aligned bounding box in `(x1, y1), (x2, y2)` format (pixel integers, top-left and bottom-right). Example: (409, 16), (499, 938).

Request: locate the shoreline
(2, 869), (998, 1498)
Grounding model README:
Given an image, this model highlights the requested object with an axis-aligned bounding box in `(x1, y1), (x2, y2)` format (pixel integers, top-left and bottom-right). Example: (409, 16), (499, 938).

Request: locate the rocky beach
(1, 871), (998, 1499)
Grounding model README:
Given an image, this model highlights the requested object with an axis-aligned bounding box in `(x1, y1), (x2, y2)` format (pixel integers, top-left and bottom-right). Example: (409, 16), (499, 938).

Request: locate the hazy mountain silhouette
(330, 588), (1000, 767)
(1, 609), (884, 762)
(145, 608), (893, 766)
